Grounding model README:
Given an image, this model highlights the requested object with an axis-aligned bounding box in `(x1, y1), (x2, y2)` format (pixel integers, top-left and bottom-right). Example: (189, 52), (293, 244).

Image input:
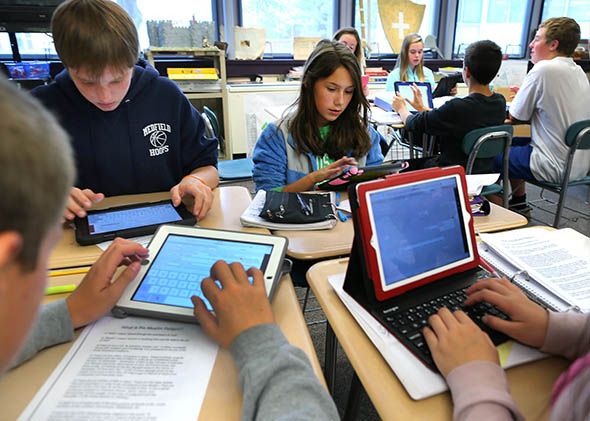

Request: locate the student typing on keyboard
(423, 276), (590, 420)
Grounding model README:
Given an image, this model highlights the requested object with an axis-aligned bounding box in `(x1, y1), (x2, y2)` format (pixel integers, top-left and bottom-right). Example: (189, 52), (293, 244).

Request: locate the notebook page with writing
(480, 228), (590, 313)
(478, 243), (572, 312)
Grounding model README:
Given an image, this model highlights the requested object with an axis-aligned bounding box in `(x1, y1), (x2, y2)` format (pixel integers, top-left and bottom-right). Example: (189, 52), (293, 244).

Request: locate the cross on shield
(378, 0), (426, 53)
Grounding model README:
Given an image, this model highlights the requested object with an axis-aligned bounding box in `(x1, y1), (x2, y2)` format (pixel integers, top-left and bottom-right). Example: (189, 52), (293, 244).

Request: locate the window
(117, 1), (215, 50)
(454, 0), (531, 57)
(542, 0), (590, 38)
(241, 0), (336, 56)
(354, 0), (438, 56)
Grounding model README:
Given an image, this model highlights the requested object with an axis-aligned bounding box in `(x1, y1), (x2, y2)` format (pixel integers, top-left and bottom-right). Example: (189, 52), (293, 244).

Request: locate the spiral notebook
(478, 228), (590, 313)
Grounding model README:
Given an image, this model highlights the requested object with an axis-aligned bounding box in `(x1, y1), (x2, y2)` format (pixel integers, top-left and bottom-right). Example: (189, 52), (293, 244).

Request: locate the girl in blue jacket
(253, 40), (384, 192)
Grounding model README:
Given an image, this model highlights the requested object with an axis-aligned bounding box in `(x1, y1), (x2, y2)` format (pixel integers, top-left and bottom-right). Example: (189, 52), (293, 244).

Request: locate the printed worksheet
(19, 316), (218, 421)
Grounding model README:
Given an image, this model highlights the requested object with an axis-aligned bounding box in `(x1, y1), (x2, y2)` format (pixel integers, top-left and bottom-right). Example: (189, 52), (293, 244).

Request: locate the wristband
(184, 174), (210, 189)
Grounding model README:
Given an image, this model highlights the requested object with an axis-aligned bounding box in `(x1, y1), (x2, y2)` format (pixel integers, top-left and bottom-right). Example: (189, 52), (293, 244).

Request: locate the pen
(45, 284), (77, 295)
(49, 267), (90, 277)
(479, 258), (499, 277)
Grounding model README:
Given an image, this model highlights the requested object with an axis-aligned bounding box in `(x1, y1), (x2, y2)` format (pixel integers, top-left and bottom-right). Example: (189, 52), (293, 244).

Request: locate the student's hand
(66, 238), (149, 329)
(464, 277), (549, 348)
(450, 84), (458, 96)
(509, 86), (519, 100)
(391, 92), (408, 114)
(64, 187), (104, 221)
(407, 84), (427, 111)
(171, 175), (213, 220)
(308, 156), (358, 185)
(192, 261), (274, 348)
(423, 308), (499, 377)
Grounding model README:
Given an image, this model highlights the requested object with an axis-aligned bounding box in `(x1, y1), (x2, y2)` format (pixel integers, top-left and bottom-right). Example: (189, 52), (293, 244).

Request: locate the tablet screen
(131, 234), (274, 310)
(367, 176), (470, 288)
(88, 203), (182, 234)
(394, 83), (432, 112)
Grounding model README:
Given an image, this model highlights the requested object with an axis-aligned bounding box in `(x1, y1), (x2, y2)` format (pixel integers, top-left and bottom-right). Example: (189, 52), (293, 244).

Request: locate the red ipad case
(354, 166), (481, 301)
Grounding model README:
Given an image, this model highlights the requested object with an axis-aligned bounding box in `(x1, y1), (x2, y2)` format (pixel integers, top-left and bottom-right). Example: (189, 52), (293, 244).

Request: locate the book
(167, 68), (219, 80)
(479, 227), (590, 313)
(240, 190), (337, 231)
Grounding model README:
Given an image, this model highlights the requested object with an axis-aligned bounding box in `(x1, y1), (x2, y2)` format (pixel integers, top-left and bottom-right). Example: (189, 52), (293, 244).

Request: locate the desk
(49, 187), (256, 270)
(2, 186), (326, 419)
(275, 202), (527, 260)
(307, 258), (569, 420)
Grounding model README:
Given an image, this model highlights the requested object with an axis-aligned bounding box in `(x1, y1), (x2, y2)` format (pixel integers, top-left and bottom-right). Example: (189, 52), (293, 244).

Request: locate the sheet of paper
(19, 316), (219, 421)
(466, 173), (500, 195)
(481, 228), (590, 312)
(97, 234), (153, 251)
(328, 273), (546, 400)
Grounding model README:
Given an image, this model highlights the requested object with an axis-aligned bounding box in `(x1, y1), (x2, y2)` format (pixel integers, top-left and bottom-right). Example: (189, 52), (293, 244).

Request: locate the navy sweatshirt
(405, 92), (506, 173)
(33, 61), (218, 196)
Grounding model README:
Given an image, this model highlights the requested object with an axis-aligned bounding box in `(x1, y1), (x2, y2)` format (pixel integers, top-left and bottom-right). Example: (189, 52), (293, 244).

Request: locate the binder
(479, 227), (590, 313)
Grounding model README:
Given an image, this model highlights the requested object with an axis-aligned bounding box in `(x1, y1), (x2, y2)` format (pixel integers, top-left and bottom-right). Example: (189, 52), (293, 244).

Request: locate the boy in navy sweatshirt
(33, 0), (219, 221)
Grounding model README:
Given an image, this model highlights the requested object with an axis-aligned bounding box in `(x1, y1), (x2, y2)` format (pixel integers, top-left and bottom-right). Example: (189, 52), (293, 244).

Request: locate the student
(391, 40), (506, 173)
(385, 33), (436, 91)
(334, 27), (369, 96)
(0, 77), (149, 371)
(498, 17), (590, 211)
(424, 277), (590, 419)
(253, 40), (384, 192)
(1, 78), (339, 420)
(333, 27), (364, 69)
(32, 0), (219, 221)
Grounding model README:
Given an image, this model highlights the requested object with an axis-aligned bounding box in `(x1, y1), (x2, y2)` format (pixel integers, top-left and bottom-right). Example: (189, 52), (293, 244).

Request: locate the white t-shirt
(510, 56), (590, 183)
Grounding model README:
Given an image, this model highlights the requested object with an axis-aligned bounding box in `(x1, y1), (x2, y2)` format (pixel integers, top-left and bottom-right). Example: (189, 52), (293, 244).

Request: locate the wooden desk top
(307, 258), (568, 420)
(2, 185), (325, 419)
(277, 202), (527, 260)
(49, 187), (261, 270)
(0, 273), (323, 420)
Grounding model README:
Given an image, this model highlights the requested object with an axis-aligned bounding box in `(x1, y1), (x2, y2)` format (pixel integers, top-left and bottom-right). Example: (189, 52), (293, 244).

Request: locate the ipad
(315, 162), (408, 191)
(393, 81), (434, 112)
(74, 200), (195, 245)
(353, 166), (479, 301)
(114, 225), (288, 323)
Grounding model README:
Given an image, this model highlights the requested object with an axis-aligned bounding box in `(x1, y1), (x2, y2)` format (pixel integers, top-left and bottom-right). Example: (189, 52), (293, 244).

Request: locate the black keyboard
(377, 287), (509, 371)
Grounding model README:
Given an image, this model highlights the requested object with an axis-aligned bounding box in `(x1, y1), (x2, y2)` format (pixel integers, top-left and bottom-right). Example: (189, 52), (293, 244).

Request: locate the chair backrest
(201, 113), (215, 139)
(203, 105), (225, 155)
(565, 119), (590, 150)
(462, 124), (514, 173)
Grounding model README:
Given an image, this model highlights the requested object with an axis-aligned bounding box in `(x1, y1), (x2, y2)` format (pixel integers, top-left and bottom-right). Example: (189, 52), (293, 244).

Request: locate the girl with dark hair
(385, 33), (435, 91)
(253, 40), (384, 192)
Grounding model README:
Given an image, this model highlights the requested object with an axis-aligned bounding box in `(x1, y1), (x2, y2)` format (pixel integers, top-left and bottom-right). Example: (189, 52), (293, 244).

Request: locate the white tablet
(114, 225), (288, 323)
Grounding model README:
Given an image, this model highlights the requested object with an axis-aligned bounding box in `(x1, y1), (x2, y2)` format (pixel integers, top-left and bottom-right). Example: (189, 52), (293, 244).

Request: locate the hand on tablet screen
(192, 260), (274, 348)
(66, 238), (149, 329)
(311, 157), (358, 184)
(64, 187), (104, 221)
(171, 176), (213, 220)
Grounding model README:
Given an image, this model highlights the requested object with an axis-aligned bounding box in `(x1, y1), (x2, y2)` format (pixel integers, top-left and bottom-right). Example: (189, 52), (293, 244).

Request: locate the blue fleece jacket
(252, 116), (384, 191)
(32, 61), (217, 196)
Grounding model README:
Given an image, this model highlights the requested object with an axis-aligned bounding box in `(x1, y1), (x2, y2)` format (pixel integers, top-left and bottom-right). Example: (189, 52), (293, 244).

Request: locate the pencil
(45, 284), (77, 295)
(48, 267), (90, 277)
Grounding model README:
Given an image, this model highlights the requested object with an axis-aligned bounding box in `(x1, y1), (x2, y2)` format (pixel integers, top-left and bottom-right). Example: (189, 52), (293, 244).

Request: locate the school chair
(527, 120), (590, 228)
(202, 106), (254, 183)
(462, 124), (513, 207)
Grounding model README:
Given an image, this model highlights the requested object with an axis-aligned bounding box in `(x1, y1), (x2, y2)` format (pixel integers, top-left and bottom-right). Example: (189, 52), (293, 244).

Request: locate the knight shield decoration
(378, 0), (426, 53)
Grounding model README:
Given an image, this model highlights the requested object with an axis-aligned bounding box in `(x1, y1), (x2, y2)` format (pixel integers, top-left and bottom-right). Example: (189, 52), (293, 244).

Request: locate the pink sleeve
(446, 361), (524, 421)
(541, 312), (590, 360)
